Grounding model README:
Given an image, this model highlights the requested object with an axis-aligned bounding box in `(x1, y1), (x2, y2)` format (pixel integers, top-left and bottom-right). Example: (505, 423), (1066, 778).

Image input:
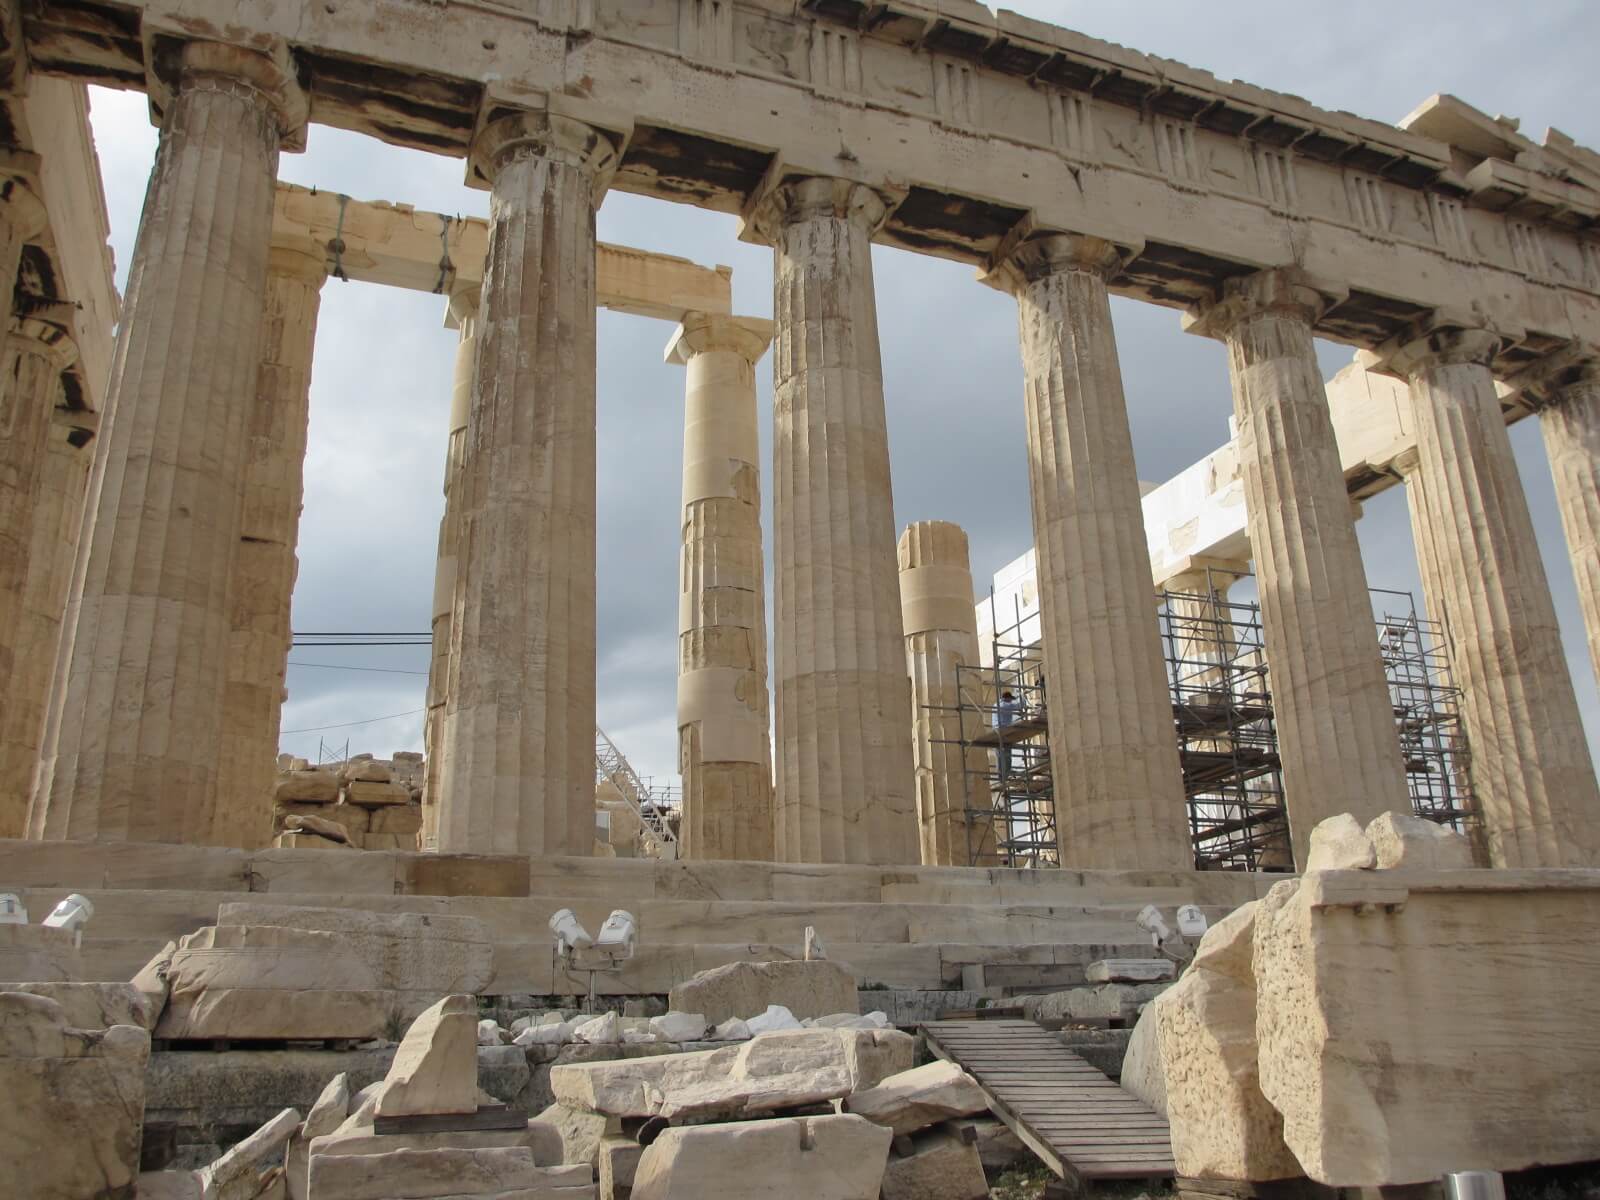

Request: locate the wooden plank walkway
(922, 1019), (1175, 1188)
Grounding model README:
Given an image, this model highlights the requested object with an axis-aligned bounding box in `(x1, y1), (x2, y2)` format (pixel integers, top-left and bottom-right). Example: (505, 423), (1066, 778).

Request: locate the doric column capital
(983, 231), (1142, 295)
(739, 171), (904, 246)
(1158, 555), (1251, 596)
(1182, 267), (1348, 341)
(1388, 446), (1422, 478)
(1371, 313), (1509, 380)
(665, 312), (774, 366)
(1500, 340), (1600, 410)
(467, 107), (622, 200)
(10, 298), (77, 372)
(152, 40), (309, 151)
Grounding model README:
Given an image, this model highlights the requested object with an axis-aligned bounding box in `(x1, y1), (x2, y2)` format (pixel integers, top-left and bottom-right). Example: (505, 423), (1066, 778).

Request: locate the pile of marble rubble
(1122, 809), (1600, 1189)
(272, 751), (425, 852)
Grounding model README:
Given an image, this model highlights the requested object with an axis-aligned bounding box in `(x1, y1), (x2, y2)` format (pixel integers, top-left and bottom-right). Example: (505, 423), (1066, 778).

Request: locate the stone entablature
(24, 1), (1600, 363)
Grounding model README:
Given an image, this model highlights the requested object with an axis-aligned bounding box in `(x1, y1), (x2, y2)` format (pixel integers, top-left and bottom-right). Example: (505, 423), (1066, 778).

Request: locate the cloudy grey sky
(84, 0), (1599, 781)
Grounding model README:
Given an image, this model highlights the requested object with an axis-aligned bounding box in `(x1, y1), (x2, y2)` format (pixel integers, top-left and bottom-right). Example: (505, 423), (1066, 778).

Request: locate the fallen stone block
(1020, 982), (1167, 1023)
(1254, 871), (1600, 1186)
(1366, 811), (1475, 870)
(0, 922), (81, 981)
(536, 1102), (620, 1169)
(880, 1126), (989, 1200)
(1085, 958), (1175, 984)
(668, 959), (858, 1025)
(551, 1028), (913, 1121)
(274, 770), (339, 805)
(155, 925), (391, 1041)
(309, 1119), (563, 1168)
(598, 1133), (644, 1200)
(378, 994), (481, 1117)
(948, 1118), (1029, 1172)
(281, 813), (351, 843)
(745, 1003), (802, 1033)
(131, 938), (177, 1024)
(343, 759), (394, 785)
(199, 1106), (302, 1200)
(0, 981), (154, 1030)
(0, 993), (149, 1200)
(307, 1145), (541, 1198)
(844, 1061), (988, 1135)
(573, 1011), (621, 1045)
(273, 832), (349, 851)
(371, 804), (424, 836)
(137, 1170), (203, 1199)
(1303, 813), (1375, 872)
(648, 1012), (706, 1042)
(631, 1114), (891, 1200)
(346, 779), (412, 807)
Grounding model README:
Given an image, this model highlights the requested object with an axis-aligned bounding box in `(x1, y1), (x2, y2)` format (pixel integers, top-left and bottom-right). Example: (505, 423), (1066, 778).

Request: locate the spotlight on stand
(43, 893), (94, 947)
(594, 910), (638, 963)
(549, 908), (593, 958)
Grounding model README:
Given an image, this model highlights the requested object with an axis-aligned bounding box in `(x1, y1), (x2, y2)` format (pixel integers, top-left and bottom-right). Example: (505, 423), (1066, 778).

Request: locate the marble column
(1535, 366), (1600, 692)
(34, 41), (302, 843)
(667, 311), (775, 862)
(990, 233), (1189, 871)
(0, 309), (80, 837)
(1379, 327), (1600, 867)
(1189, 268), (1407, 867)
(435, 110), (618, 856)
(898, 520), (994, 866)
(211, 237), (328, 849)
(0, 152), (46, 338)
(422, 285), (480, 853)
(748, 175), (918, 866)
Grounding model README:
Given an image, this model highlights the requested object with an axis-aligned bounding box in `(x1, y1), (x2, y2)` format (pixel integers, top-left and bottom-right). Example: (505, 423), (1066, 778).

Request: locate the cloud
(83, 0), (1600, 780)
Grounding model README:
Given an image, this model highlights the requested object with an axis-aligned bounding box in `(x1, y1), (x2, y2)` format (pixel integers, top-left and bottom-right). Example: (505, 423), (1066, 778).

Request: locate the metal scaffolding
(931, 575), (1475, 871)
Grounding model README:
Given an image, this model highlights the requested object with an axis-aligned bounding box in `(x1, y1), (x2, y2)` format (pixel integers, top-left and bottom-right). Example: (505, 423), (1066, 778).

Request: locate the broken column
(666, 311), (775, 862)
(0, 307), (77, 838)
(990, 233), (1190, 870)
(897, 520), (993, 866)
(1378, 324), (1600, 867)
(1188, 268), (1407, 866)
(213, 233), (329, 850)
(747, 175), (918, 865)
(36, 41), (305, 842)
(422, 283), (480, 852)
(436, 106), (619, 856)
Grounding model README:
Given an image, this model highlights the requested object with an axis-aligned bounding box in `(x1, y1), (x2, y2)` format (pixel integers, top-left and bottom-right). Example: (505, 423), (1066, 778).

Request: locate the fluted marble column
(435, 110), (618, 856)
(35, 42), (301, 843)
(0, 310), (80, 837)
(212, 237), (328, 848)
(422, 285), (480, 853)
(667, 312), (775, 862)
(748, 175), (918, 866)
(1536, 366), (1600, 692)
(1189, 268), (1406, 866)
(1380, 327), (1600, 867)
(990, 233), (1189, 870)
(898, 520), (994, 866)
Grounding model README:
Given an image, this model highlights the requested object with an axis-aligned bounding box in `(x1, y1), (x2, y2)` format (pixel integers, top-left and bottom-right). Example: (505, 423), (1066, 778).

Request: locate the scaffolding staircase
(594, 726), (678, 859)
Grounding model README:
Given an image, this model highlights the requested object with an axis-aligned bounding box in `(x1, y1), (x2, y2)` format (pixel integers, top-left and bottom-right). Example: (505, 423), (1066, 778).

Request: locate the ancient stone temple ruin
(0, 1), (1597, 1198)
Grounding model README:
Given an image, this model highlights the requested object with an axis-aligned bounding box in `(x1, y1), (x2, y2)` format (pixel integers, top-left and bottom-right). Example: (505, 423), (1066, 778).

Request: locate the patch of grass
(990, 1163), (1054, 1200)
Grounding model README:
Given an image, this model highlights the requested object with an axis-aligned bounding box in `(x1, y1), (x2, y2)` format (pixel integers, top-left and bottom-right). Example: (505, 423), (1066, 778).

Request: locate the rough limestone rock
(216, 904), (494, 1001)
(1021, 983), (1167, 1023)
(0, 993), (149, 1200)
(377, 994), (481, 1117)
(709, 1018), (751, 1041)
(668, 960), (858, 1024)
(649, 1012), (707, 1042)
(631, 1114), (891, 1200)
(1303, 813), (1375, 872)
(156, 925), (389, 1040)
(136, 1170), (203, 1199)
(1254, 871), (1600, 1186)
(343, 758), (394, 784)
(552, 1028), (914, 1120)
(536, 1102), (620, 1169)
(131, 938), (177, 1024)
(200, 1107), (302, 1200)
(599, 1133), (645, 1200)
(0, 981), (153, 1031)
(290, 1073), (352, 1200)
(745, 1003), (803, 1033)
(845, 1061), (988, 1135)
(880, 1127), (990, 1200)
(274, 770), (339, 804)
(1118, 990), (1171, 1117)
(574, 1011), (621, 1044)
(0, 923), (82, 981)
(346, 779), (411, 807)
(1366, 811), (1475, 870)
(281, 812), (350, 843)
(1160, 899), (1300, 1182)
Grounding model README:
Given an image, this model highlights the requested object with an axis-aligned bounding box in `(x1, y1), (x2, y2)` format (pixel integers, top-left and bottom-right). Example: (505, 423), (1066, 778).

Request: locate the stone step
(0, 838), (1272, 907)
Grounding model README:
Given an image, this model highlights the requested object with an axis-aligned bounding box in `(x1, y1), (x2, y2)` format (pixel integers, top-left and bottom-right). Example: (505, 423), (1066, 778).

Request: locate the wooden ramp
(922, 1019), (1175, 1187)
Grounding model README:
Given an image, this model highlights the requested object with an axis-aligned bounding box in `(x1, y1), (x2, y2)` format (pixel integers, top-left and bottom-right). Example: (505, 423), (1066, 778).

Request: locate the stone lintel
(1500, 340), (1600, 408)
(1155, 555), (1251, 593)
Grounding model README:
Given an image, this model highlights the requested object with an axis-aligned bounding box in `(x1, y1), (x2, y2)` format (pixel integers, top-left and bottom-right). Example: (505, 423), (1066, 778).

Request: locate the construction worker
(995, 689), (1021, 777)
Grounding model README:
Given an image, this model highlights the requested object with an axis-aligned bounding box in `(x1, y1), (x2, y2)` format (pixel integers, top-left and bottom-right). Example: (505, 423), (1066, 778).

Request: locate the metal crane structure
(594, 726), (679, 859)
